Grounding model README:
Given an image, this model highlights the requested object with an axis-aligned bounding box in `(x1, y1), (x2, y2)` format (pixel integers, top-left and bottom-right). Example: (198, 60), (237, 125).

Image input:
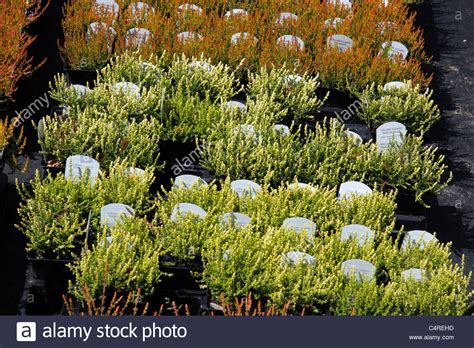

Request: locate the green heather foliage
(70, 217), (165, 300)
(40, 106), (163, 169)
(49, 53), (325, 142)
(154, 179), (397, 261)
(51, 73), (166, 122)
(153, 180), (472, 315)
(16, 161), (154, 259)
(200, 118), (450, 203)
(358, 81), (441, 135)
(16, 171), (98, 260)
(247, 66), (326, 121)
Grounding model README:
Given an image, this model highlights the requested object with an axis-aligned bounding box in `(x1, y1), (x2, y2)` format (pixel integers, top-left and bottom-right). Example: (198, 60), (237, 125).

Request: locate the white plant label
(402, 230), (438, 250)
(174, 174), (207, 189)
(65, 155), (100, 185)
(170, 203), (207, 222)
(327, 34), (353, 52)
(100, 203), (134, 228)
(338, 181), (372, 200)
(341, 259), (376, 282)
(231, 179), (261, 198)
(376, 121), (407, 152)
(341, 224), (374, 246)
(381, 41), (409, 60)
(277, 35), (305, 50)
(221, 212), (252, 229)
(282, 217), (316, 238)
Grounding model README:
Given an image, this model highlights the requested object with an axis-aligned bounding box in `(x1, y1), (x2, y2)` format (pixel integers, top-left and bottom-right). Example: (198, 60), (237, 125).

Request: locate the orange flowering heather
(60, 0), (430, 92)
(0, 0), (48, 101)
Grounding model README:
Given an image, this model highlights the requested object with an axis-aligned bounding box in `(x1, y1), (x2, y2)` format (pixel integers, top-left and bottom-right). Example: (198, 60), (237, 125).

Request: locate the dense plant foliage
(60, 0), (430, 93)
(152, 180), (472, 315)
(49, 52), (323, 142)
(16, 160), (154, 259)
(0, 0), (48, 101)
(200, 118), (450, 203)
(70, 217), (165, 299)
(39, 106), (164, 169)
(358, 81), (440, 135)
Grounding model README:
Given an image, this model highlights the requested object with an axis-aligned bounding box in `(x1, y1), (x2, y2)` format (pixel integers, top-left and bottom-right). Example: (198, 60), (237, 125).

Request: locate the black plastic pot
(317, 87), (357, 109)
(19, 254), (73, 315)
(64, 69), (99, 88)
(149, 255), (209, 315)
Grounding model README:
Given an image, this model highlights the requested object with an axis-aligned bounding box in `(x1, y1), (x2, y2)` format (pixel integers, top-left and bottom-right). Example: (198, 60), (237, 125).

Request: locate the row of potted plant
(60, 0), (429, 93)
(43, 53), (448, 203)
(16, 160), (155, 260)
(59, 180), (472, 315)
(0, 0), (48, 104)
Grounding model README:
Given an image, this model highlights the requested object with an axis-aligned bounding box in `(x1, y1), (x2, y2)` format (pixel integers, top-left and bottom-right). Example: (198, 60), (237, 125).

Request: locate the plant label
(283, 251), (316, 267)
(341, 259), (376, 282)
(65, 155), (100, 185)
(113, 82), (140, 99)
(177, 31), (202, 43)
(327, 34), (353, 52)
(174, 174), (207, 189)
(401, 268), (426, 282)
(282, 217), (317, 238)
(100, 203), (134, 228)
(224, 8), (248, 18)
(94, 0), (119, 17)
(277, 35), (305, 50)
(288, 182), (317, 193)
(170, 203), (207, 222)
(377, 21), (396, 35)
(328, 0), (352, 9)
(71, 84), (91, 97)
(347, 130), (363, 146)
(221, 212), (252, 229)
(376, 121), (407, 152)
(381, 41), (409, 60)
(324, 17), (344, 28)
(88, 23), (116, 51)
(341, 224), (374, 246)
(274, 124), (290, 136)
(225, 100), (246, 110)
(129, 2), (154, 18)
(383, 81), (406, 92)
(127, 167), (146, 177)
(402, 230), (438, 250)
(276, 12), (298, 25)
(230, 32), (257, 45)
(178, 3), (203, 15)
(338, 181), (372, 200)
(126, 28), (152, 49)
(230, 179), (261, 198)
